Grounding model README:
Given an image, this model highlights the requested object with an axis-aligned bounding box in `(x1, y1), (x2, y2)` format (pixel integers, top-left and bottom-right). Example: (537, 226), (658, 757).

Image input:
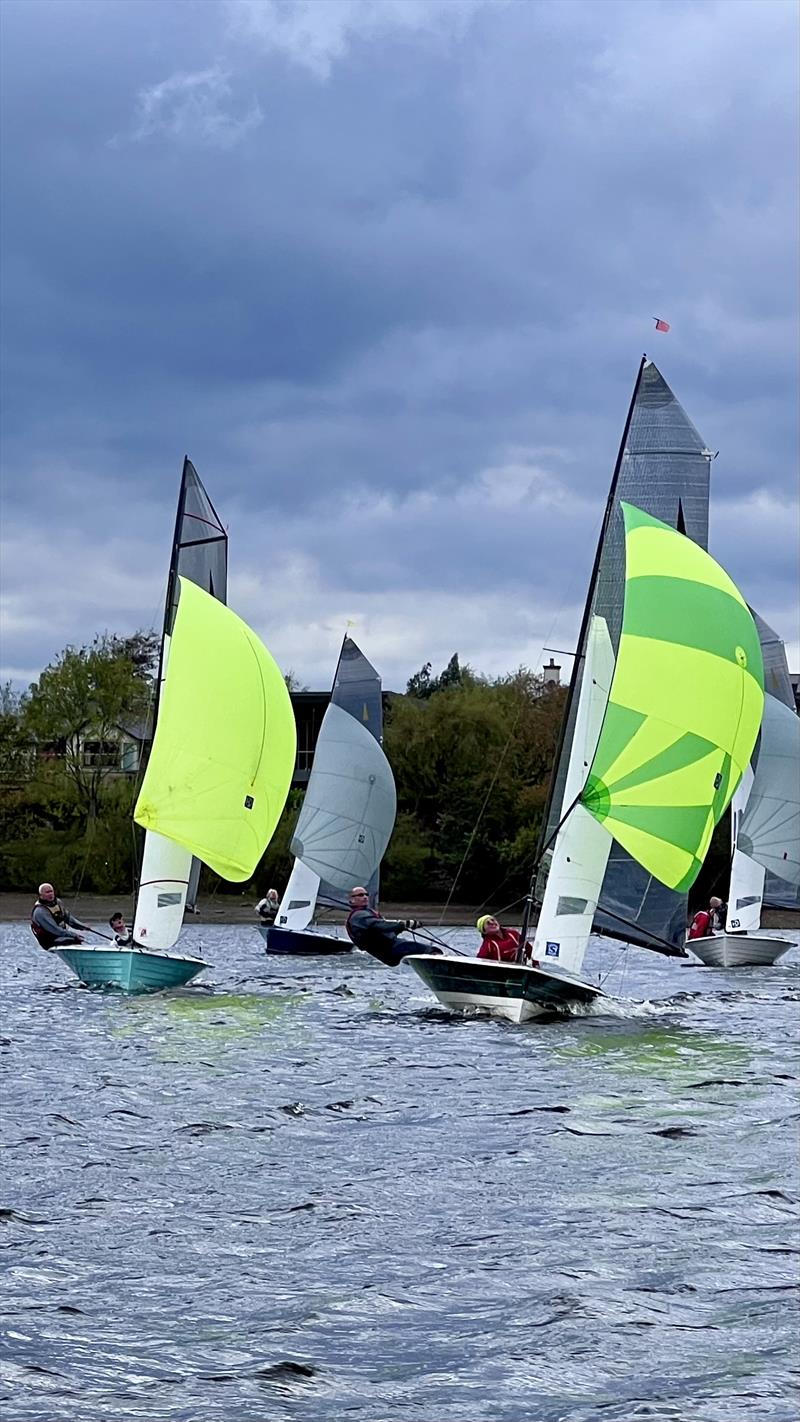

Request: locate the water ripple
(2, 923), (798, 1420)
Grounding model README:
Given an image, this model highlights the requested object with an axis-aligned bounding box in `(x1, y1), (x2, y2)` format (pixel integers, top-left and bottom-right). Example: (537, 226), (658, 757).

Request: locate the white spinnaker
(727, 769), (765, 933)
(289, 702), (397, 893)
(533, 617), (615, 976)
(275, 858), (321, 932)
(133, 830), (193, 951)
(738, 695), (800, 887)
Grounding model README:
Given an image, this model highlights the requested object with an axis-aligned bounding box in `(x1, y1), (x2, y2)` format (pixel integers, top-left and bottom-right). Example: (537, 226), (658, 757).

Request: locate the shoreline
(3, 893), (798, 932)
(0, 893), (487, 928)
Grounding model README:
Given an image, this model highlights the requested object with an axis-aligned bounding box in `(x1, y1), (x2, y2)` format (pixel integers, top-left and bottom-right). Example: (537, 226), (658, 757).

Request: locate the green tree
(23, 632), (157, 821)
(383, 669), (565, 901)
(406, 653), (470, 700)
(0, 682), (32, 786)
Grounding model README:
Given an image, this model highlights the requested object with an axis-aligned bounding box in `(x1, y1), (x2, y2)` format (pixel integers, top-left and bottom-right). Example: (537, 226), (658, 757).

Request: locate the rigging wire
(434, 512), (607, 927)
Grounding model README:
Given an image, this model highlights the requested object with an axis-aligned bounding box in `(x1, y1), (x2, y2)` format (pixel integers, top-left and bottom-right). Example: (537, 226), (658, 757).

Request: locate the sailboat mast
(517, 357), (647, 961)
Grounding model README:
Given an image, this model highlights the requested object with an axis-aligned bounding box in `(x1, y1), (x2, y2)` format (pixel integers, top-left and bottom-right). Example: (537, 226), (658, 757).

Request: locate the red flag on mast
(653, 317), (670, 332)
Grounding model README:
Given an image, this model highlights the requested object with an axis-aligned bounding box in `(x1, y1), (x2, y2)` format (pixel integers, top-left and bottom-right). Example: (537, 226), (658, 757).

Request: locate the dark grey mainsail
(539, 359), (714, 952)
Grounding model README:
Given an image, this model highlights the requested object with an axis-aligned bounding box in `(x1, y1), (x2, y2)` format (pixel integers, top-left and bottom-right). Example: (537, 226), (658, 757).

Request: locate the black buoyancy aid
(30, 897), (68, 949)
(345, 906), (374, 949)
(346, 907), (405, 967)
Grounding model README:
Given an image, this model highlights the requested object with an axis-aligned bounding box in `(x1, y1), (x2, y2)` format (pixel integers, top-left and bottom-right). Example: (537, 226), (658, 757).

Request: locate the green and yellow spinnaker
(134, 577), (297, 880)
(581, 503), (764, 891)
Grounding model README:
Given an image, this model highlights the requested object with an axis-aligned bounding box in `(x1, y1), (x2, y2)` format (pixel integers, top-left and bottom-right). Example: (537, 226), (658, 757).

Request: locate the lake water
(2, 923), (798, 1421)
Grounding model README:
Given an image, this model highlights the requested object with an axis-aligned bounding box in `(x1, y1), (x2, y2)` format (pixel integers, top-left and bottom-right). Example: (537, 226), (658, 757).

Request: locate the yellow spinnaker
(134, 577), (297, 880)
(581, 504), (764, 892)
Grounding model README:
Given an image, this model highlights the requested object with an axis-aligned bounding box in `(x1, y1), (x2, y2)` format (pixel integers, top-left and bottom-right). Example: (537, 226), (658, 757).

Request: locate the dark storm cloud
(1, 0), (797, 689)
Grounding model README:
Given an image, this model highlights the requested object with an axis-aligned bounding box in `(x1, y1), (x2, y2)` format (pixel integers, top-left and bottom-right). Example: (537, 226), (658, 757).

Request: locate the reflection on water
(1, 921), (798, 1422)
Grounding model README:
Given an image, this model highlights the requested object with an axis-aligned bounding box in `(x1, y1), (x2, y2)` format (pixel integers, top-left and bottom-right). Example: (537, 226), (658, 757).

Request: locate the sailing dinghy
(263, 636), (397, 955)
(55, 461), (296, 993)
(407, 360), (765, 1021)
(688, 618), (798, 968)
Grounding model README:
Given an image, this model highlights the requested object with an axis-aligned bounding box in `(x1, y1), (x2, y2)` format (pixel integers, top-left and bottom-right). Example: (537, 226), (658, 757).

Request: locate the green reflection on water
(112, 990), (308, 1062)
(558, 1025), (752, 1078)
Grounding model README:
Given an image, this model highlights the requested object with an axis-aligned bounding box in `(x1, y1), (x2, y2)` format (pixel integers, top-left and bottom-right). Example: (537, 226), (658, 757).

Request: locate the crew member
(30, 883), (90, 951)
(345, 887), (424, 966)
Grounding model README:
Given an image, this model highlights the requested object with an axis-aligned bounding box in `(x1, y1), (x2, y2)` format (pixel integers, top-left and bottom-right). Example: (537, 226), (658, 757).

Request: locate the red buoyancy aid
(688, 909), (711, 940)
(477, 928), (520, 962)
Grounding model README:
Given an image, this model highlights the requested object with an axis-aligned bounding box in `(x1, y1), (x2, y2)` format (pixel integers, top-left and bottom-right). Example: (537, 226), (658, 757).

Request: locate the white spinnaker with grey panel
(532, 616), (615, 976)
(280, 702), (397, 911)
(737, 695), (800, 888)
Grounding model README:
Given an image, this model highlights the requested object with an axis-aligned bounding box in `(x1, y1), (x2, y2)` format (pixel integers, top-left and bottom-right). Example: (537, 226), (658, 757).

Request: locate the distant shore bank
(3, 894), (798, 932)
(0, 894), (487, 928)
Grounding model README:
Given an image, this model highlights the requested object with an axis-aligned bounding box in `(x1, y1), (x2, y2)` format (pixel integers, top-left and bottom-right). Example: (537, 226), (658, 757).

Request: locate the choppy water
(2, 923), (799, 1422)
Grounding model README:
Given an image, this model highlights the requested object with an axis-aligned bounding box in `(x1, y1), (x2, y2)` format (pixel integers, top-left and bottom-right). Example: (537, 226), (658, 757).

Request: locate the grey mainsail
(539, 359), (714, 952)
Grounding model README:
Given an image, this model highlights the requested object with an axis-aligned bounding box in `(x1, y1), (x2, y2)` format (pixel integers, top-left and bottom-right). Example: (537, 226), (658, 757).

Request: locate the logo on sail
(545, 942), (560, 957)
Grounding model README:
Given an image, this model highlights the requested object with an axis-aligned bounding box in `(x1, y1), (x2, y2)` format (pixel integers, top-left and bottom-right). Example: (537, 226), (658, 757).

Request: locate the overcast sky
(1, 0), (798, 694)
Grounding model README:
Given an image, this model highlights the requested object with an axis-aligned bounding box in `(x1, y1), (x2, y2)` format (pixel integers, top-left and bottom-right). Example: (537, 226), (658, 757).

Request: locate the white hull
(406, 954), (602, 1022)
(423, 986), (551, 1024)
(688, 933), (794, 968)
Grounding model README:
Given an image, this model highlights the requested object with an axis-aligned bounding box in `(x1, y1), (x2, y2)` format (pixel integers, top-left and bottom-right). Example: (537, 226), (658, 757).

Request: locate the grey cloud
(1, 0), (797, 689)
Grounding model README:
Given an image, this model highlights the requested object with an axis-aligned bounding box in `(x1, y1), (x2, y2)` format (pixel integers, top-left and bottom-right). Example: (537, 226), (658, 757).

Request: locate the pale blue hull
(54, 946), (206, 994)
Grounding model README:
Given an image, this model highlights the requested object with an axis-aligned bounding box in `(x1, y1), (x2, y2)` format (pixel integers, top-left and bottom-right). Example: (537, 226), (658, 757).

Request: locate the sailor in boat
(255, 889), (280, 924)
(30, 883), (91, 951)
(109, 912), (133, 946)
(709, 896), (728, 932)
(687, 906), (712, 940)
(476, 914), (532, 963)
(345, 886), (429, 966)
(687, 896), (728, 940)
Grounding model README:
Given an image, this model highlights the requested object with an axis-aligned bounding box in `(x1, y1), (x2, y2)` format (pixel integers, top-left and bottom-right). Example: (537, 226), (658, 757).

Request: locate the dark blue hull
(259, 925), (353, 956)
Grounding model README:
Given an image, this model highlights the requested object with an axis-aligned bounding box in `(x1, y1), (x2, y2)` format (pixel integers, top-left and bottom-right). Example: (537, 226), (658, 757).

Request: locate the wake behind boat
(407, 359), (765, 1021)
(54, 459), (297, 994)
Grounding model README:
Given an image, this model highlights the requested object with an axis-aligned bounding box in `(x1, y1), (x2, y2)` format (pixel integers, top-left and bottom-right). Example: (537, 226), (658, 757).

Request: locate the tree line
(0, 634), (728, 907)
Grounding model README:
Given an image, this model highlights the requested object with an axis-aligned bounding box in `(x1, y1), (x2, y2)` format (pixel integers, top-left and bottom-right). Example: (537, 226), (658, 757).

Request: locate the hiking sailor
(30, 883), (91, 951)
(345, 886), (425, 966)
